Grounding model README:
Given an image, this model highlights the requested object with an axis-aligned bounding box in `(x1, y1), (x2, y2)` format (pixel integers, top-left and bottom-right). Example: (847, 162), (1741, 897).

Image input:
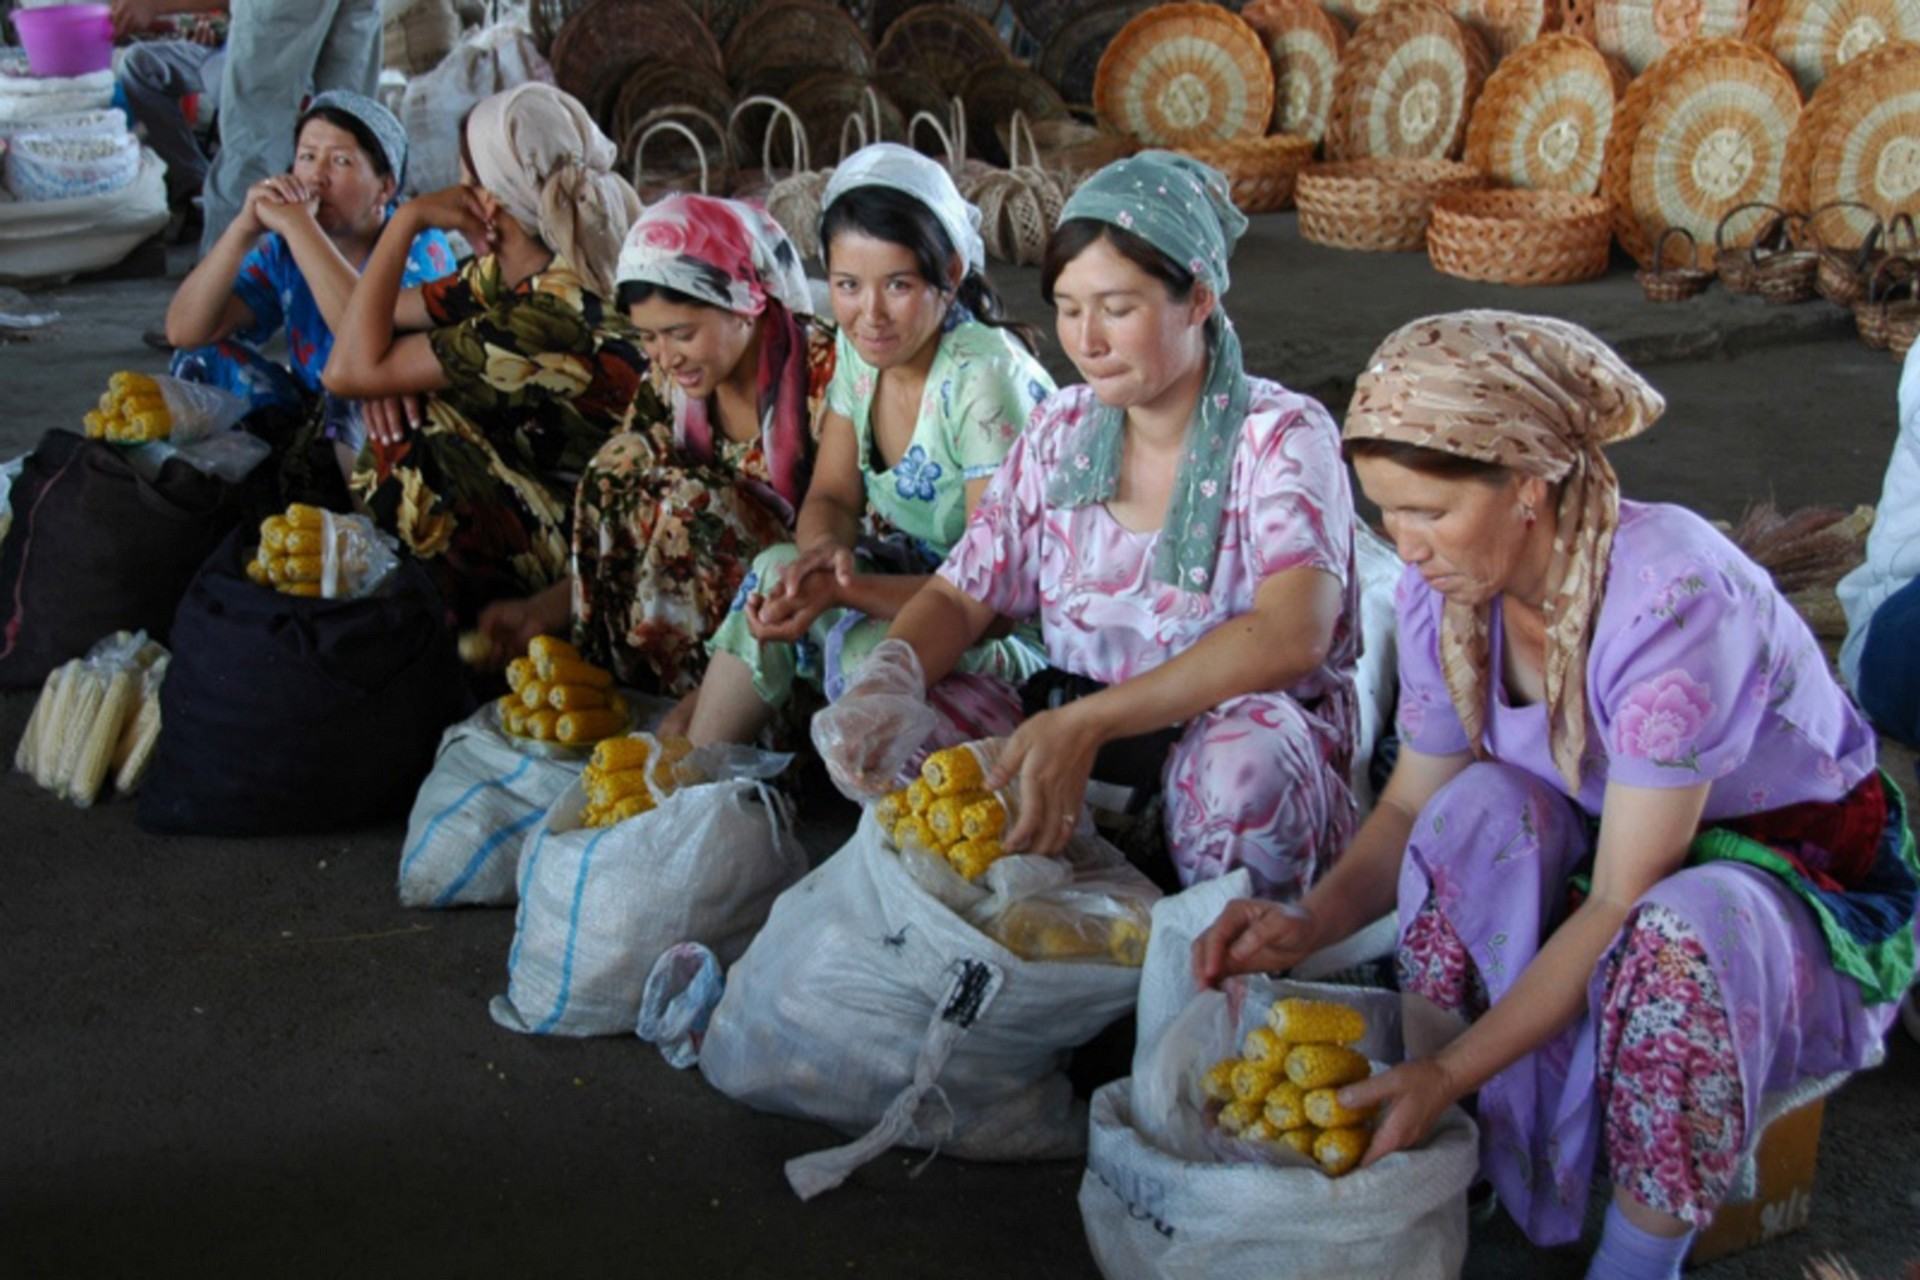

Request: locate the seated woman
(323, 82), (645, 624)
(475, 193), (836, 693)
(165, 90), (457, 458)
(1838, 339), (1920, 748)
(818, 152), (1358, 897)
(675, 142), (1054, 745)
(1195, 312), (1914, 1276)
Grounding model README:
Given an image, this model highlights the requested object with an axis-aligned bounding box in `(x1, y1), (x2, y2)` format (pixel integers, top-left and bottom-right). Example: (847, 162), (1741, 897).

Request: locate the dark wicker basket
(1637, 226), (1713, 302)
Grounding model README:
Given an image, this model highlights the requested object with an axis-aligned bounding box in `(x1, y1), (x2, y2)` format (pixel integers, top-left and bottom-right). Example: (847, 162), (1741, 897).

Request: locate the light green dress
(708, 318), (1053, 707)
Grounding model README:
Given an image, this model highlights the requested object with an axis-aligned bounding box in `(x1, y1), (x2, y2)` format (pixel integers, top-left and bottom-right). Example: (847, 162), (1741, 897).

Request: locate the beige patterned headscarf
(465, 83), (642, 300)
(1344, 311), (1666, 792)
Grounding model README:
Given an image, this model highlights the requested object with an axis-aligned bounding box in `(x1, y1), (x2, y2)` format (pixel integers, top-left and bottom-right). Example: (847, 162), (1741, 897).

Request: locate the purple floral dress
(1391, 500), (1909, 1244)
(937, 380), (1360, 899)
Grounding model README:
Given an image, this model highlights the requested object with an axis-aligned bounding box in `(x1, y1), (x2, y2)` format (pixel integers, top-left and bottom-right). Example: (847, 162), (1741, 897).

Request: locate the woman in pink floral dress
(1196, 311), (1916, 1278)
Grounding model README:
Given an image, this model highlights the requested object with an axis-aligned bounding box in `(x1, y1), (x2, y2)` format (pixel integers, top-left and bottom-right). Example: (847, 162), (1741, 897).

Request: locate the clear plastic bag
(126, 431), (272, 484)
(12, 628), (169, 807)
(318, 511), (401, 600)
(810, 638), (939, 800)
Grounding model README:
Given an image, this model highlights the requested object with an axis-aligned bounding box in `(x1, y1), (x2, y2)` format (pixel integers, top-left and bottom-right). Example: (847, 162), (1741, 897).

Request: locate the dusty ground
(2, 223), (1916, 1280)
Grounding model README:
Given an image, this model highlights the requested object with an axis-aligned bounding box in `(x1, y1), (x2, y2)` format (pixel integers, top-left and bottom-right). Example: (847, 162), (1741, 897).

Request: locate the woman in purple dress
(1195, 311), (1916, 1277)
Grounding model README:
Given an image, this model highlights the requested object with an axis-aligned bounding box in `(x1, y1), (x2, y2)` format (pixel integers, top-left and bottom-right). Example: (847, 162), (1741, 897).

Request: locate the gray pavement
(2, 222), (1917, 1280)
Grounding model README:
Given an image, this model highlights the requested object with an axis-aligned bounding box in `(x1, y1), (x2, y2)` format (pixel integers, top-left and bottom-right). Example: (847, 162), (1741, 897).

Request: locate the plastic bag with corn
(245, 504), (400, 601)
(83, 371), (247, 445)
(808, 638), (940, 801)
(12, 629), (170, 807)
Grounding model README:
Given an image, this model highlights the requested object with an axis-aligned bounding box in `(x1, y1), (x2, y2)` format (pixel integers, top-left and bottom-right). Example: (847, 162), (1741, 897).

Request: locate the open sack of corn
(1079, 871), (1480, 1280)
(488, 732), (801, 1038)
(689, 742), (1162, 1201)
(13, 629), (167, 807)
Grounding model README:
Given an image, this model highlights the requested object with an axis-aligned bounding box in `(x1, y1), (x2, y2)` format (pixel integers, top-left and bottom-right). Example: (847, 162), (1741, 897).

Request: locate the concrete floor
(2, 223), (1917, 1279)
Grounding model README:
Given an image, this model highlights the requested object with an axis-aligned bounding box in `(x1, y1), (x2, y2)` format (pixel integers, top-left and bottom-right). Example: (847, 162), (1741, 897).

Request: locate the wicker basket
(1636, 226), (1713, 301)
(1891, 307), (1920, 356)
(1715, 202), (1791, 294)
(1855, 256), (1917, 348)
(1809, 200), (1886, 306)
(1179, 133), (1316, 213)
(1094, 3), (1275, 148)
(1425, 188), (1613, 285)
(1295, 158), (1488, 251)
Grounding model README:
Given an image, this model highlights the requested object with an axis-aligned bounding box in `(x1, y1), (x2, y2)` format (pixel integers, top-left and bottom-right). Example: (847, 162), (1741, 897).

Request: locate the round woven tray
(612, 62), (736, 159)
(870, 0), (1003, 44)
(1326, 0), (1485, 161)
(877, 5), (1011, 99)
(963, 63), (1071, 166)
(1322, 0), (1393, 30)
(1443, 0), (1549, 62)
(726, 0), (874, 98)
(1094, 3), (1276, 147)
(1041, 2), (1156, 110)
(1781, 39), (1919, 234)
(1180, 132), (1317, 211)
(549, 0), (722, 105)
(1241, 0), (1349, 144)
(1745, 0), (1920, 96)
(1464, 33), (1617, 193)
(1296, 156), (1489, 249)
(1602, 37), (1803, 268)
(1426, 188), (1614, 283)
(1012, 0), (1085, 46)
(1592, 0), (1755, 76)
(1805, 44), (1920, 248)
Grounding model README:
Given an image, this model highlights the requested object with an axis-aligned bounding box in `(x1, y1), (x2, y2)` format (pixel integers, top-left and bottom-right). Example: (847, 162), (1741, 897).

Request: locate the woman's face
(1354, 456), (1544, 608)
(1052, 235), (1212, 411)
(628, 295), (757, 399)
(825, 230), (954, 370)
(292, 118), (392, 240)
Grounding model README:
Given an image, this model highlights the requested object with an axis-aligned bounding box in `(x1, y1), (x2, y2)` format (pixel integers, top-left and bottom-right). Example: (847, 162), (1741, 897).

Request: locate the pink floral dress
(1390, 500), (1910, 1245)
(937, 380), (1360, 899)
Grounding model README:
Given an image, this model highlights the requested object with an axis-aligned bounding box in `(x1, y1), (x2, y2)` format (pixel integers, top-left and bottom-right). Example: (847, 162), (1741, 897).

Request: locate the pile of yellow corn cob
(875, 742), (1015, 882)
(245, 504), (383, 598)
(497, 636), (631, 747)
(84, 372), (172, 443)
(13, 634), (169, 807)
(1202, 997), (1377, 1177)
(576, 732), (696, 828)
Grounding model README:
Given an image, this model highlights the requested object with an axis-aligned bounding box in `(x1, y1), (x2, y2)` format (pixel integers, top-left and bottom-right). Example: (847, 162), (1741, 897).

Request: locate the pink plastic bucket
(12, 5), (115, 79)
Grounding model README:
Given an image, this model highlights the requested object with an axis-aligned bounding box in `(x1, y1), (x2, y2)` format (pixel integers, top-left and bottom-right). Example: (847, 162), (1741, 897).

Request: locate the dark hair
(820, 186), (1039, 354)
(1342, 436), (1511, 483)
(1040, 218), (1196, 306)
(294, 106), (392, 180)
(616, 280), (716, 313)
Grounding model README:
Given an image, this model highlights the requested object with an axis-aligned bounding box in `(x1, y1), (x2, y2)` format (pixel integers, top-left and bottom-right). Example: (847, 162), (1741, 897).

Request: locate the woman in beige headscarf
(1193, 312), (1913, 1275)
(325, 82), (648, 622)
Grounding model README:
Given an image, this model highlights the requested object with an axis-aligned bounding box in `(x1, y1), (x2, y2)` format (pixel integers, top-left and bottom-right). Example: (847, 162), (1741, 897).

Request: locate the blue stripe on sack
(506, 826), (550, 977)
(431, 806), (545, 908)
(532, 827), (614, 1035)
(399, 756), (535, 881)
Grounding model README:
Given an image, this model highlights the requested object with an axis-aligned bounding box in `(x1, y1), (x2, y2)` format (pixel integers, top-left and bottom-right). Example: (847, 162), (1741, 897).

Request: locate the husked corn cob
(1201, 1059), (1240, 1103)
(947, 838), (1005, 881)
(959, 795), (1008, 841)
(284, 503), (327, 531)
(1314, 1127), (1367, 1176)
(69, 669), (135, 806)
(280, 582), (323, 598)
(647, 736), (694, 791)
(1216, 1100), (1258, 1135)
(282, 527), (326, 556)
(84, 410), (108, 439)
(921, 744), (986, 795)
(527, 635), (579, 667)
(892, 815), (939, 851)
(1243, 1027), (1289, 1068)
(874, 789), (912, 829)
(244, 557), (269, 585)
(1244, 1117), (1284, 1144)
(544, 657), (612, 689)
(592, 735), (653, 773)
(502, 699), (528, 736)
(1230, 1061), (1283, 1105)
(556, 707), (626, 744)
(279, 553), (323, 583)
(605, 794), (654, 824)
(590, 766), (652, 807)
(1268, 998), (1367, 1046)
(524, 708), (559, 740)
(261, 516), (290, 552)
(905, 779), (934, 814)
(1107, 915), (1149, 966)
(505, 657), (536, 693)
(548, 683), (608, 712)
(1274, 1126), (1318, 1157)
(1284, 1043), (1370, 1090)
(110, 371), (157, 395)
(1261, 1081), (1308, 1131)
(520, 680), (551, 710)
(1304, 1087), (1375, 1129)
(125, 409), (170, 440)
(926, 791), (986, 844)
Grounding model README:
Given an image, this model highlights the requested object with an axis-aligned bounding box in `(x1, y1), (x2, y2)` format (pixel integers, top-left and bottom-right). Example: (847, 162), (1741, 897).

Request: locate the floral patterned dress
(936, 381), (1360, 899)
(571, 321), (836, 694)
(707, 318), (1053, 740)
(350, 254), (645, 623)
(1389, 500), (1913, 1245)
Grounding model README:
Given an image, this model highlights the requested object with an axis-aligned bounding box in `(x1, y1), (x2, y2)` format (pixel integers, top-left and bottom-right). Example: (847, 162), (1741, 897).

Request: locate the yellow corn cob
(921, 744), (986, 796)
(1243, 1027), (1290, 1068)
(280, 554), (323, 584)
(69, 668), (136, 806)
(109, 371), (157, 394)
(892, 815), (939, 851)
(1244, 1116), (1285, 1144)
(456, 632), (494, 668)
(127, 409), (171, 440)
(648, 736), (695, 793)
(905, 779), (935, 814)
(121, 390), (164, 413)
(547, 683), (608, 712)
(284, 503), (327, 530)
(543, 657), (612, 689)
(279, 527), (325, 557)
(520, 680), (550, 710)
(1267, 998), (1368, 1046)
(503, 701), (528, 736)
(556, 708), (626, 744)
(1216, 1100), (1258, 1135)
(1261, 1081), (1308, 1131)
(1304, 1087), (1375, 1129)
(580, 802), (609, 828)
(260, 516), (290, 552)
(947, 838), (1005, 881)
(524, 709), (559, 741)
(1275, 1126), (1319, 1157)
(1314, 1127), (1367, 1176)
(97, 389), (117, 414)
(589, 766), (653, 807)
(1230, 1061), (1283, 1106)
(505, 657), (536, 693)
(591, 735), (653, 773)
(959, 795), (1008, 841)
(926, 791), (987, 844)
(527, 635), (580, 667)
(874, 789), (912, 829)
(1107, 915), (1149, 966)
(605, 793), (654, 824)
(244, 557), (269, 585)
(83, 410), (108, 439)
(1284, 1043), (1370, 1091)
(279, 582), (323, 597)
(1201, 1059), (1240, 1103)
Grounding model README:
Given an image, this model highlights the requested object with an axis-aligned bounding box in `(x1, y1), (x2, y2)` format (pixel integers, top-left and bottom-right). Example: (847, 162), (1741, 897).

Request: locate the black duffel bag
(0, 430), (255, 688)
(138, 528), (475, 836)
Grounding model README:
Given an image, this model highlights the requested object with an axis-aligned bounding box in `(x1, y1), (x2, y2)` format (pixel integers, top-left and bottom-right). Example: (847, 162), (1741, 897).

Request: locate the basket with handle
(1714, 202), (1792, 295)
(1809, 200), (1884, 307)
(1748, 211), (1820, 304)
(969, 110), (1069, 266)
(629, 113), (722, 203)
(1636, 226), (1713, 301)
(1854, 255), (1918, 349)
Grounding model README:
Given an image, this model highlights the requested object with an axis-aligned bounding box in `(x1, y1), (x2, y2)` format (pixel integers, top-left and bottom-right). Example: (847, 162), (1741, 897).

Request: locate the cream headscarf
(1343, 310), (1666, 792)
(464, 83), (642, 300)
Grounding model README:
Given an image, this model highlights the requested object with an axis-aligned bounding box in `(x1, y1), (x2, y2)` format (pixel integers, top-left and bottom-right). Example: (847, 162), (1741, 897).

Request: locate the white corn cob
(69, 668), (136, 807)
(14, 662), (64, 776)
(114, 694), (163, 796)
(34, 660), (85, 790)
(52, 667), (106, 797)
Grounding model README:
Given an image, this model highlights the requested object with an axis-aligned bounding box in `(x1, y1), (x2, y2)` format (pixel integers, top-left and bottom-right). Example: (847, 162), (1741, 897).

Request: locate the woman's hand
(405, 185), (497, 251)
(253, 177), (319, 236)
(989, 703), (1103, 856)
(1190, 898), (1324, 988)
(362, 394), (423, 448)
(748, 545), (854, 642)
(475, 582), (571, 668)
(1337, 1057), (1465, 1169)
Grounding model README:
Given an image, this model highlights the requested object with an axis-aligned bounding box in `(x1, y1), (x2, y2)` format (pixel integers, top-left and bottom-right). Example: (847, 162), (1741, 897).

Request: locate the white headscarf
(822, 141), (985, 274)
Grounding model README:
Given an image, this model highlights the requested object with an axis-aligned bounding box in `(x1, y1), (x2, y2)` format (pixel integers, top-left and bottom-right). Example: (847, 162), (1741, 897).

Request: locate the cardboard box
(1688, 1098), (1827, 1267)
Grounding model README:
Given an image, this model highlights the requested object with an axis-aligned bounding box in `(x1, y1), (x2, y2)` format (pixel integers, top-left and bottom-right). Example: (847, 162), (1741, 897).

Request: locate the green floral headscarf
(1046, 150), (1250, 592)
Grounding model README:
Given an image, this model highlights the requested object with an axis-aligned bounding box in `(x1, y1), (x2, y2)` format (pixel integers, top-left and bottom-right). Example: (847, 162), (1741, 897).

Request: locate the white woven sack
(1077, 872), (1479, 1280)
(5, 128), (138, 201)
(0, 107), (122, 141)
(397, 707), (582, 908)
(0, 144), (166, 282)
(0, 64), (114, 127)
(697, 814), (1145, 1198)
(489, 774), (804, 1037)
(399, 22), (551, 196)
(1349, 521), (1402, 811)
